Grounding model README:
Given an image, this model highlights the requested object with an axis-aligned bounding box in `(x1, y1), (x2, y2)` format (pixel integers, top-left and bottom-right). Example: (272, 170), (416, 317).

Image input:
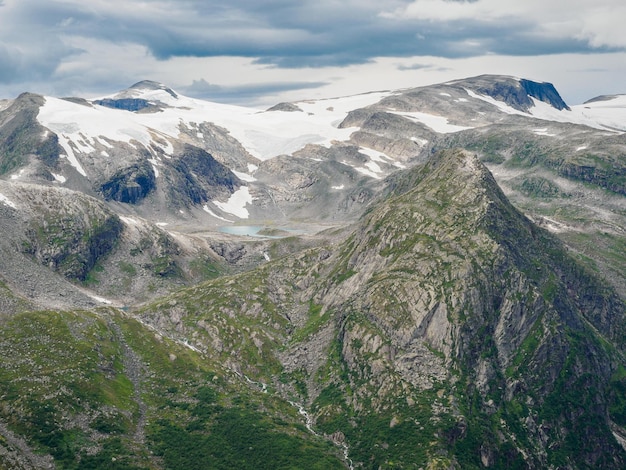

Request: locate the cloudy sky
(0, 0), (625, 106)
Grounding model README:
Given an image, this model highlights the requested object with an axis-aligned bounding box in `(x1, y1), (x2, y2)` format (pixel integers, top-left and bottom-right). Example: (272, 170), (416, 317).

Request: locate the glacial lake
(218, 225), (298, 238)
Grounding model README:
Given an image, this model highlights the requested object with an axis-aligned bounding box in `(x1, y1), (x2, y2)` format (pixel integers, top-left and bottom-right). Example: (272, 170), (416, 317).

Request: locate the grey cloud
(0, 0), (624, 99)
(179, 78), (329, 105)
(12, 1), (614, 69)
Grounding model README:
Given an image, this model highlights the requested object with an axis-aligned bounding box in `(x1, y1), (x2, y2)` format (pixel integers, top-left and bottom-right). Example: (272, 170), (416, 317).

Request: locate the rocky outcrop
(22, 189), (124, 281)
(93, 98), (157, 112)
(520, 78), (570, 110)
(99, 160), (156, 204)
(165, 144), (240, 205)
(458, 75), (570, 112)
(266, 102), (303, 112)
(0, 92), (61, 175)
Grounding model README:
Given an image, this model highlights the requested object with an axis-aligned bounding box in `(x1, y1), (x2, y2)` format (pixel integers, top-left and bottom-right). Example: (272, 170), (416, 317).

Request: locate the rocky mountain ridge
(0, 75), (625, 468)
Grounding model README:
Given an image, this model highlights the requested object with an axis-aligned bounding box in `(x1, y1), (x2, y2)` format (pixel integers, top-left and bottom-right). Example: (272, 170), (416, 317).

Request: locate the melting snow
(212, 186), (252, 219)
(359, 146), (393, 163)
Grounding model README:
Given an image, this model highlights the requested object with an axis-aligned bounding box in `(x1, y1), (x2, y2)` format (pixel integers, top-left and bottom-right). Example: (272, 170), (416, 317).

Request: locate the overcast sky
(1, 0), (625, 106)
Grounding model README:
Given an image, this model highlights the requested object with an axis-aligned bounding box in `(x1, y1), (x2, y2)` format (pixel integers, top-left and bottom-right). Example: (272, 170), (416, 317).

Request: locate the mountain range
(0, 75), (625, 468)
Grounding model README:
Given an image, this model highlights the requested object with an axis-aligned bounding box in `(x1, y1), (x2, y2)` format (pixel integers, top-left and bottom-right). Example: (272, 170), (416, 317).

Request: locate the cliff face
(313, 149), (626, 467)
(137, 149), (626, 468)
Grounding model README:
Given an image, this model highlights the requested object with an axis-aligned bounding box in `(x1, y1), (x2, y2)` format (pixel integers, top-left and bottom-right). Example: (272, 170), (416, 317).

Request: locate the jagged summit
(93, 80), (180, 111)
(584, 93), (626, 104)
(126, 80), (179, 99)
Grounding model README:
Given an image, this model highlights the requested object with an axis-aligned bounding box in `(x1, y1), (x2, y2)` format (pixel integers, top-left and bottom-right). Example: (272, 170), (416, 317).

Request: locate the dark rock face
(167, 144), (240, 205)
(465, 75), (570, 112)
(0, 93), (61, 175)
(99, 160), (156, 203)
(520, 78), (570, 110)
(24, 203), (124, 281)
(93, 98), (156, 112)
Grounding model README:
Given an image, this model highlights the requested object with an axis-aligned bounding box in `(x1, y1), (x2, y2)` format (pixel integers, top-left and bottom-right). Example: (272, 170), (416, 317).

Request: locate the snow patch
(332, 184), (345, 190)
(533, 128), (556, 137)
(213, 187), (252, 218)
(89, 294), (112, 305)
(344, 161), (382, 179)
(202, 205), (234, 223)
(464, 88), (521, 115)
(147, 158), (161, 177)
(0, 193), (17, 209)
(388, 110), (474, 133)
(10, 169), (25, 180)
(51, 172), (66, 183)
(359, 146), (393, 163)
(232, 170), (256, 182)
(56, 134), (88, 176)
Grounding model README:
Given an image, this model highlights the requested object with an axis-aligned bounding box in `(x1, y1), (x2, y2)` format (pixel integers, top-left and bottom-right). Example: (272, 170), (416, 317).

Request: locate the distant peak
(127, 80), (178, 99)
(583, 94), (626, 105)
(451, 75), (570, 112)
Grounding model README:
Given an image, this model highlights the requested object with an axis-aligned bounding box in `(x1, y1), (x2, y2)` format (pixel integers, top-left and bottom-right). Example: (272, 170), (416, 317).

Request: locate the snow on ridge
(38, 90), (390, 165)
(463, 88), (626, 133)
(212, 186), (252, 219)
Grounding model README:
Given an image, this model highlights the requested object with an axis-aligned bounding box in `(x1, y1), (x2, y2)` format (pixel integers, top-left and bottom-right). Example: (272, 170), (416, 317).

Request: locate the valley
(1, 75), (626, 468)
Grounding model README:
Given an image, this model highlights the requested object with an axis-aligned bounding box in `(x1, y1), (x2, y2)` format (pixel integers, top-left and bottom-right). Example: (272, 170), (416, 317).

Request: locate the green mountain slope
(136, 149), (626, 468)
(0, 309), (345, 469)
(2, 149), (626, 469)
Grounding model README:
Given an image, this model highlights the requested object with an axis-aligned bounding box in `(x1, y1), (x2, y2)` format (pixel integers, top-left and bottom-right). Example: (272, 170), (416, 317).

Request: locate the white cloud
(384, 0), (626, 48)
